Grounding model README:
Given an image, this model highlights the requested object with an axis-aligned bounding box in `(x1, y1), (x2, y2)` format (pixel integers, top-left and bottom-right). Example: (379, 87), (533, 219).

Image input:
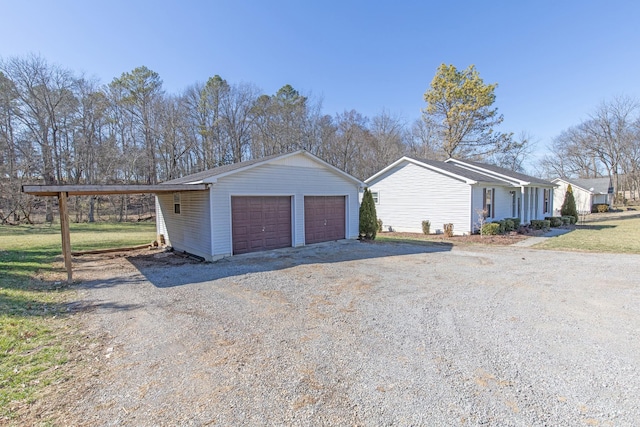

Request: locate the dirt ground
(17, 240), (640, 426)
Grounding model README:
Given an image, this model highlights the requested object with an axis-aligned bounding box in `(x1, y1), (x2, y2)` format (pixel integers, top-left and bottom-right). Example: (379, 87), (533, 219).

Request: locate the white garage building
(155, 150), (364, 261)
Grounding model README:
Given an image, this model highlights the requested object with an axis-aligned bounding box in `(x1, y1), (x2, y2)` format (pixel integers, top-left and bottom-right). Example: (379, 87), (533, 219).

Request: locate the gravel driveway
(67, 241), (639, 426)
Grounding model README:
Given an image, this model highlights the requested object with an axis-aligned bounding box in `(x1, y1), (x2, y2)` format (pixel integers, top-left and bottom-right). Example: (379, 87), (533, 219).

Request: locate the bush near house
(530, 219), (551, 230)
(505, 217), (521, 228)
(592, 204), (609, 213)
(561, 215), (577, 225)
(503, 219), (515, 232)
(421, 220), (431, 235)
(482, 223), (501, 235)
(545, 216), (564, 227)
(443, 223), (454, 237)
(359, 188), (378, 240)
(376, 219), (383, 233)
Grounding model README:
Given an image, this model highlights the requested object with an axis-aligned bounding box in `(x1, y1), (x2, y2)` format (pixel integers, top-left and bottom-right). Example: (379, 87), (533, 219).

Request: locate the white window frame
(371, 191), (380, 204)
(173, 193), (181, 215)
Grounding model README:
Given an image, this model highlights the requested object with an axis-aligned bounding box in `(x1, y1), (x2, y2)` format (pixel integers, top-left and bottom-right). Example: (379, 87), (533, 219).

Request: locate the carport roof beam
(22, 183), (209, 196)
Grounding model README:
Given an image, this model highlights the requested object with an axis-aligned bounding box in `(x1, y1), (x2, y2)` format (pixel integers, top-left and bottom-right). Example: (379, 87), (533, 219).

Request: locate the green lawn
(0, 221), (156, 421)
(535, 215), (640, 253)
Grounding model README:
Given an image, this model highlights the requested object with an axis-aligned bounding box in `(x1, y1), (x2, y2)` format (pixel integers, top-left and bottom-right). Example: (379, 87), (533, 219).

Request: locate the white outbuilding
(155, 150), (364, 260)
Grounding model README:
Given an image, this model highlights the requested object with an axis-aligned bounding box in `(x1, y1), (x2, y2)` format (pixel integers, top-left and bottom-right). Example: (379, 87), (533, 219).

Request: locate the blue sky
(2, 0), (639, 160)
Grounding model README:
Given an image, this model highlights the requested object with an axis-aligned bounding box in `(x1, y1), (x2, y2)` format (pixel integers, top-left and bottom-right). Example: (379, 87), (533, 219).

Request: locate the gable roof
(552, 177), (612, 195)
(365, 157), (509, 185)
(445, 158), (554, 187)
(162, 150), (364, 186)
(365, 156), (553, 187)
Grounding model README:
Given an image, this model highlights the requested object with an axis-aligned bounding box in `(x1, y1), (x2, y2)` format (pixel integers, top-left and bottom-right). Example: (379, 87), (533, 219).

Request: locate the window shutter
(491, 188), (495, 218)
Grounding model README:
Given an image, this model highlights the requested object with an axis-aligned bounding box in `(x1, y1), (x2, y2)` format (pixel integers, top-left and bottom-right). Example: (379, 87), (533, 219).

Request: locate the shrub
(530, 219), (551, 230)
(443, 223), (454, 237)
(591, 204), (609, 213)
(421, 220), (431, 235)
(492, 220), (505, 234)
(359, 188), (378, 240)
(560, 184), (578, 223)
(560, 216), (572, 225)
(503, 219), (515, 232)
(505, 217), (521, 228)
(377, 218), (383, 232)
(482, 223), (500, 235)
(545, 216), (563, 227)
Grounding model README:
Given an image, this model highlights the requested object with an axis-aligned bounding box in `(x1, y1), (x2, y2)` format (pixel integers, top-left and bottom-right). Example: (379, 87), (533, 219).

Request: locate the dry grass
(0, 222), (156, 423)
(535, 215), (640, 253)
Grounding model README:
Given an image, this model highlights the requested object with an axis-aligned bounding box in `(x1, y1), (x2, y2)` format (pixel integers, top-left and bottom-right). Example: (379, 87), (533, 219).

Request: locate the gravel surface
(64, 240), (639, 426)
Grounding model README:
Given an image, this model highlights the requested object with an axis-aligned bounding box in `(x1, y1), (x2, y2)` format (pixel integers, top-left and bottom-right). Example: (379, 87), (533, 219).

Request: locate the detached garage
(155, 150), (363, 261)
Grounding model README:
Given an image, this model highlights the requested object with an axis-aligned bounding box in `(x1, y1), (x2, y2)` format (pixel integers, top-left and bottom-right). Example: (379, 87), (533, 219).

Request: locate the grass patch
(376, 235), (451, 247)
(535, 216), (640, 253)
(0, 221), (156, 421)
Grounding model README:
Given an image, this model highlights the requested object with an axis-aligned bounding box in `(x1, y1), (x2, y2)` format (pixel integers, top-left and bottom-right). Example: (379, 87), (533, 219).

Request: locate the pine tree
(560, 184), (578, 222)
(359, 188), (378, 240)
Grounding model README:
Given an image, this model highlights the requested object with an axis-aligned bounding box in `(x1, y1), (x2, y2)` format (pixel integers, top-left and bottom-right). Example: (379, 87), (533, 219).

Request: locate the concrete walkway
(511, 228), (573, 247)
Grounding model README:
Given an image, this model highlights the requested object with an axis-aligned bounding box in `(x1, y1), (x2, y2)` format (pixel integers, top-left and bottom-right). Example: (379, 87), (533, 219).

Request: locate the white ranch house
(155, 150), (363, 261)
(552, 177), (613, 214)
(365, 157), (556, 235)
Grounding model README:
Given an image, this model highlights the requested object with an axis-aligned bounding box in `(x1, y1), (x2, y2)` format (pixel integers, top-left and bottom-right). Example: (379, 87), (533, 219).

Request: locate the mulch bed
(379, 231), (541, 246)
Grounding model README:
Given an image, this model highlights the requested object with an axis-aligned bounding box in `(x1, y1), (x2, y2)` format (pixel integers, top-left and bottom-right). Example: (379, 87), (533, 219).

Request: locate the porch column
(520, 186), (526, 223)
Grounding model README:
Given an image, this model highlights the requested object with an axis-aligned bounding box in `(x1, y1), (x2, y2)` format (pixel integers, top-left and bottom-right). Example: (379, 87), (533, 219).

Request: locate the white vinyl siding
(156, 191), (211, 260)
(368, 162), (471, 235)
(210, 163), (360, 258)
(553, 180), (592, 214)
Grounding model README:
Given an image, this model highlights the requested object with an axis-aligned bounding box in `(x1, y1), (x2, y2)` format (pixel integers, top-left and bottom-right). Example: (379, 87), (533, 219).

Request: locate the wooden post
(58, 191), (73, 283)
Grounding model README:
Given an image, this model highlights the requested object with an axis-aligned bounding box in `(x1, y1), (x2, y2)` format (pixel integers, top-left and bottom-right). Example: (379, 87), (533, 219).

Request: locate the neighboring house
(156, 150), (363, 261)
(365, 157), (556, 235)
(552, 177), (613, 214)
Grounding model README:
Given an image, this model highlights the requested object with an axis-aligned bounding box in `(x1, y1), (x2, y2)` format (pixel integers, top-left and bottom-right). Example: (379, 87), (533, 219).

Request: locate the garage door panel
(304, 196), (346, 245)
(232, 196), (292, 255)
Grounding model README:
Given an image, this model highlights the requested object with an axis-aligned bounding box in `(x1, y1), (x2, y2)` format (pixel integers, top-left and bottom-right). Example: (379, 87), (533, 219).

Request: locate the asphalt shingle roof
(161, 153), (287, 184)
(413, 158), (505, 183)
(561, 177), (611, 194)
(449, 159), (554, 186)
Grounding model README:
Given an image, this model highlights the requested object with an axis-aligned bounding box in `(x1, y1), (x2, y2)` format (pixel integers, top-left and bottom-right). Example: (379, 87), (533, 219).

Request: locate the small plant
(493, 220), (506, 234)
(545, 216), (563, 227)
(591, 204), (609, 213)
(421, 220), (431, 235)
(474, 208), (488, 236)
(482, 223), (500, 235)
(507, 217), (521, 228)
(377, 218), (383, 233)
(560, 216), (572, 225)
(503, 219), (515, 232)
(530, 219), (551, 230)
(443, 223), (454, 237)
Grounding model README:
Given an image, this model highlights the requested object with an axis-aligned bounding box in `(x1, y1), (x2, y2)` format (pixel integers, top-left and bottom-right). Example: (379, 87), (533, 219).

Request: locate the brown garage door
(304, 196), (346, 244)
(231, 196), (292, 255)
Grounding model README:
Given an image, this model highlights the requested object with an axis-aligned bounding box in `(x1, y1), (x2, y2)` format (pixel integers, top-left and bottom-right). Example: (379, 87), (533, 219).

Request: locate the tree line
(1, 54), (638, 223)
(538, 95), (640, 200)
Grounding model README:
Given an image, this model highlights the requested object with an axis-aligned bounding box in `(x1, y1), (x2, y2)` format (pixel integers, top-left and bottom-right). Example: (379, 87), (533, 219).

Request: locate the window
(535, 188), (539, 214)
(483, 188), (495, 218)
(543, 189), (550, 213)
(371, 191), (379, 204)
(510, 191), (517, 217)
(173, 193), (181, 214)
